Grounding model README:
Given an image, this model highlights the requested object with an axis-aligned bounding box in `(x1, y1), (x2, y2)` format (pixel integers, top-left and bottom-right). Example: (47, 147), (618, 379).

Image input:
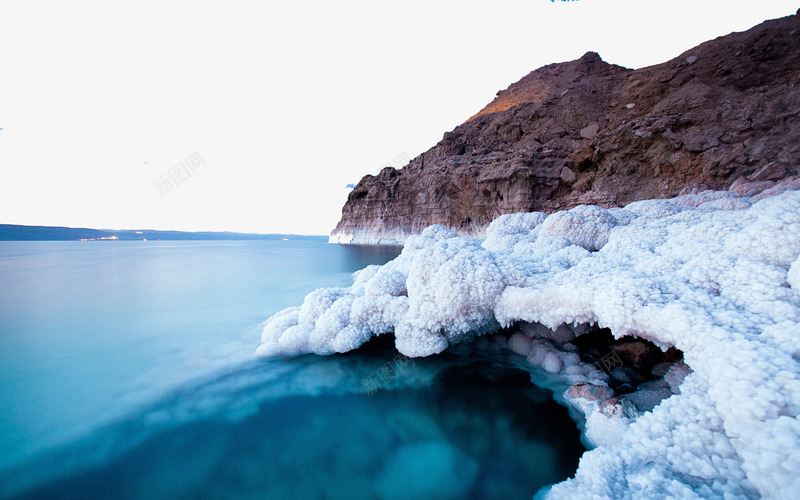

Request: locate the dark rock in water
(609, 341), (664, 372)
(650, 361), (674, 379)
(567, 382), (614, 401)
(609, 366), (645, 394)
(624, 380), (675, 412)
(573, 327), (682, 379)
(569, 326), (685, 403)
(331, 13), (800, 244)
(598, 397), (637, 418)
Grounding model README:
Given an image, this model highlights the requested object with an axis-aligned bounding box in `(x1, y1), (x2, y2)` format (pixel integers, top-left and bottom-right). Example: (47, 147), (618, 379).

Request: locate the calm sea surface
(0, 240), (583, 499)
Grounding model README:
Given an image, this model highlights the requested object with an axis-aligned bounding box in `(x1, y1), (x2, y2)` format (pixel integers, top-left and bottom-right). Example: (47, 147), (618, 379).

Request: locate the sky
(0, 1), (797, 235)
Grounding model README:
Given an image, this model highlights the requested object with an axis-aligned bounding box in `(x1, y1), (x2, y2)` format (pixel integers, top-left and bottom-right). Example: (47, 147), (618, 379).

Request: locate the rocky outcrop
(331, 11), (800, 245)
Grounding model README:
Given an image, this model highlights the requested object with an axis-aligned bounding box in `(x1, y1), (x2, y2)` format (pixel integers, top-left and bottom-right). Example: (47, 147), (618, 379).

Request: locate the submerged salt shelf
(9, 346), (584, 499)
(258, 185), (800, 498)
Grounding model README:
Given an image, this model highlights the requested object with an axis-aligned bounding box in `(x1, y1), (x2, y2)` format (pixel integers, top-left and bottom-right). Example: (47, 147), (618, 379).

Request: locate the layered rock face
(331, 12), (800, 245)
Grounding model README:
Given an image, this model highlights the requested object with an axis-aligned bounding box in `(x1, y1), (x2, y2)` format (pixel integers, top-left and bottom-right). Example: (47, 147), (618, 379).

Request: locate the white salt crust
(258, 189), (800, 498)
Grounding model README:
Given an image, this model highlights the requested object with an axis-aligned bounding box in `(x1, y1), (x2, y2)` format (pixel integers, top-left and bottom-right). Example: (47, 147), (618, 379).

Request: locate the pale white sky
(0, 1), (797, 235)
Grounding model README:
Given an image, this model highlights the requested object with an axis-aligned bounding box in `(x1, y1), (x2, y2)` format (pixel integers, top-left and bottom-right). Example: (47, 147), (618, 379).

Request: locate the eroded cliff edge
(331, 12), (800, 245)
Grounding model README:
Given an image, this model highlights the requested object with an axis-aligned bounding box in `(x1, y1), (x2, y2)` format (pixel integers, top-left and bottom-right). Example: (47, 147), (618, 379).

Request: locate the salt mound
(257, 188), (800, 498)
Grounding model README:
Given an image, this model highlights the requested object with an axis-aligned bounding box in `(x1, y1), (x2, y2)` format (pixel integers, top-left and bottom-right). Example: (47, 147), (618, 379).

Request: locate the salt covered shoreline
(258, 184), (800, 498)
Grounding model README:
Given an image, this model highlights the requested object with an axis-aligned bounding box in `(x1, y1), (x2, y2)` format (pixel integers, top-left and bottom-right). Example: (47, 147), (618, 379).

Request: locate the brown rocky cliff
(331, 12), (800, 245)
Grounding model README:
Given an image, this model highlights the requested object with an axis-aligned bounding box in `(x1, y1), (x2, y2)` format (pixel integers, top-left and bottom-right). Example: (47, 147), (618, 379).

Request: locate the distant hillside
(331, 11), (800, 244)
(0, 224), (324, 241)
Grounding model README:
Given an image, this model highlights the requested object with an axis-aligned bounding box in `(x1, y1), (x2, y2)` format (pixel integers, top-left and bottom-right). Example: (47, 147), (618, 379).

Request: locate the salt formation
(258, 187), (800, 498)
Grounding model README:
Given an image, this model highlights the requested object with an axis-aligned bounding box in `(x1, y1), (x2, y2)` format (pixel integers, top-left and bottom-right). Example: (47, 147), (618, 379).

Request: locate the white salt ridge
(258, 188), (800, 498)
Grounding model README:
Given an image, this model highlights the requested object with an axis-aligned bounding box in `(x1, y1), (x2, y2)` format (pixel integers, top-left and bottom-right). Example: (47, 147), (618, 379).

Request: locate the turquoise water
(0, 240), (583, 499)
